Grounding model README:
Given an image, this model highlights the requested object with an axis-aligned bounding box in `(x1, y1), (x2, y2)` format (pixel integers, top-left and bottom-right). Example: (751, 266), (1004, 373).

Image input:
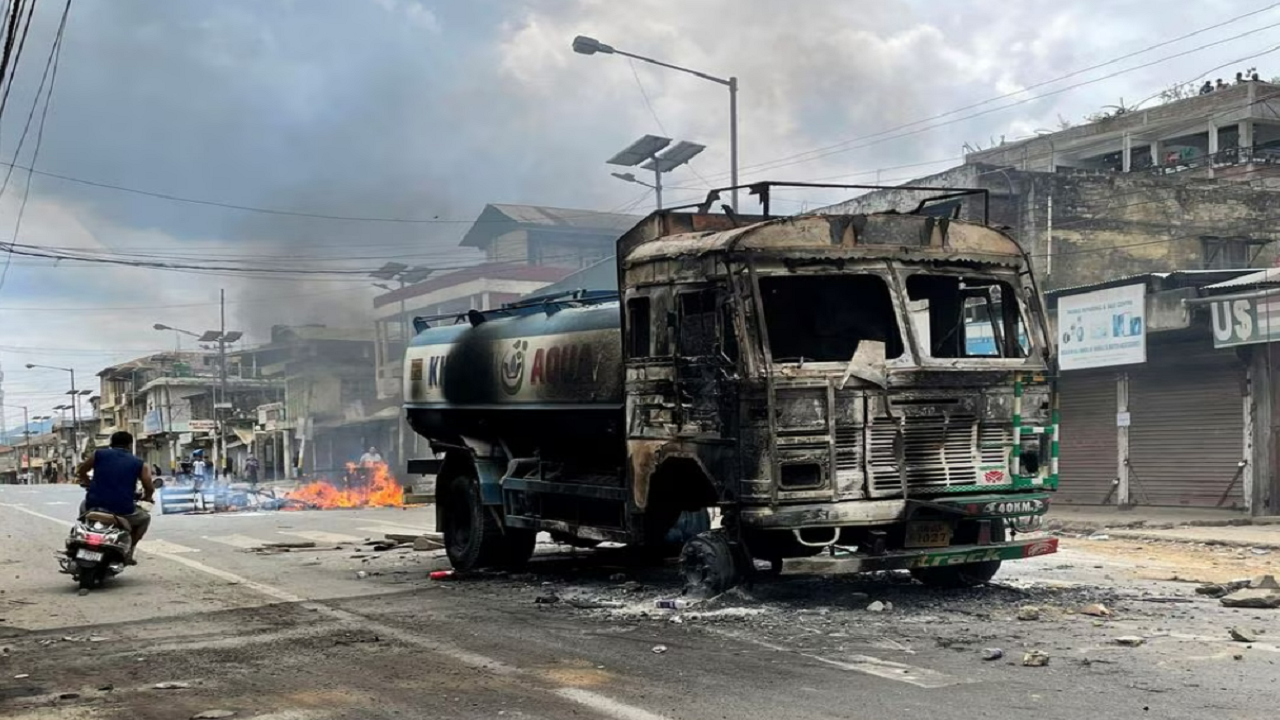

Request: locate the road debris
(1086, 534), (1111, 541)
(14, 674), (29, 679)
(656, 598), (700, 610)
(153, 681), (192, 690)
(192, 711), (236, 719)
(1081, 603), (1112, 617)
(981, 648), (1004, 661)
(413, 536), (444, 551)
(866, 601), (888, 613)
(1220, 575), (1280, 609)
(1229, 627), (1257, 643)
(1251, 548), (1271, 556)
(355, 571), (368, 580)
(58, 693), (80, 700)
(1016, 606), (1042, 621)
(1115, 636), (1145, 647)
(1021, 651), (1049, 667)
(534, 594), (560, 604)
(652, 645), (668, 654)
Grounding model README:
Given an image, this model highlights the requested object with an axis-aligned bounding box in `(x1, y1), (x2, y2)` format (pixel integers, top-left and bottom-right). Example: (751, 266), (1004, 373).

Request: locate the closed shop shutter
(1057, 369), (1118, 505)
(1128, 341), (1245, 509)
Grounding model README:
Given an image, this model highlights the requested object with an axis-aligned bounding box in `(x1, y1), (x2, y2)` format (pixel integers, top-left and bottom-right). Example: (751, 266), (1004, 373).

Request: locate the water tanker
(406, 183), (1061, 594)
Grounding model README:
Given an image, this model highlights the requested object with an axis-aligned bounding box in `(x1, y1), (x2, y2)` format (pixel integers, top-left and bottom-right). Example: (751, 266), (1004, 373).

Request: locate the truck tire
(442, 473), (504, 571)
(909, 560), (1002, 589)
(680, 530), (742, 598)
(442, 473), (536, 571)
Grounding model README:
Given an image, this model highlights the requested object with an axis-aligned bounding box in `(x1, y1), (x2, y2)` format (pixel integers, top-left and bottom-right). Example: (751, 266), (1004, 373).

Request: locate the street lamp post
(25, 363), (80, 464)
(573, 35), (739, 210)
(154, 290), (243, 481)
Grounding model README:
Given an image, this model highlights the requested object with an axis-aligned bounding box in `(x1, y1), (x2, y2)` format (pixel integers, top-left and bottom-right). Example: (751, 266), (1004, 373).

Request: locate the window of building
(1201, 236), (1265, 270)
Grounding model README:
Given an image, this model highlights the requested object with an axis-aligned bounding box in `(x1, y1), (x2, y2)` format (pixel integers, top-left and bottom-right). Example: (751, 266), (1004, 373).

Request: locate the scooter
(59, 479), (162, 591)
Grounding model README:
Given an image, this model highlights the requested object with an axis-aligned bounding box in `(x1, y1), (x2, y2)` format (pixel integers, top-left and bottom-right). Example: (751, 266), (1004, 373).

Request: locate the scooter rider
(75, 431), (155, 564)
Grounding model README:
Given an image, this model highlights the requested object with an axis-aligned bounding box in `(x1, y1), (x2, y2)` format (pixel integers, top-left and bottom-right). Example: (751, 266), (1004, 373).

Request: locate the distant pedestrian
(1200, 81), (1213, 95)
(359, 446), (383, 467)
(1216, 78), (1228, 90)
(192, 456), (207, 490)
(1237, 71), (1245, 84)
(245, 454), (260, 486)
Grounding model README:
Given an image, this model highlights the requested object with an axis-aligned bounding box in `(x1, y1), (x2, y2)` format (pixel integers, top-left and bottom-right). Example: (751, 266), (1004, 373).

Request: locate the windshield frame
(731, 260), (1049, 374)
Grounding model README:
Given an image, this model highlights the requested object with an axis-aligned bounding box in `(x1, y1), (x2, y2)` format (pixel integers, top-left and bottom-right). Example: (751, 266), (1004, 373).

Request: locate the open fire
(285, 461), (404, 509)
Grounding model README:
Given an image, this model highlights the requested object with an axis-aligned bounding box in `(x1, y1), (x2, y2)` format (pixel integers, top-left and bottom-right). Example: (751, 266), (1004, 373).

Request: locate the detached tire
(442, 472), (511, 571)
(910, 560), (1002, 589)
(680, 530), (742, 598)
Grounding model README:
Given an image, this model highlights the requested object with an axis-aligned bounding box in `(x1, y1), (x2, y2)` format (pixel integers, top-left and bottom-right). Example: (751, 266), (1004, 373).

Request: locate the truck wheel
(680, 530), (742, 598)
(909, 560), (1002, 589)
(442, 473), (503, 571)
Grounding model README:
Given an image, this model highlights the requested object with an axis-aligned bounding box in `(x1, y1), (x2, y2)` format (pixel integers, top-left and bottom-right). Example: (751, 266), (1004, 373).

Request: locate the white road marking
(44, 501), (69, 506)
(554, 688), (673, 720)
(278, 530), (366, 545)
(704, 627), (968, 689)
(144, 539), (200, 554)
(204, 533), (275, 549)
(4, 501), (672, 720)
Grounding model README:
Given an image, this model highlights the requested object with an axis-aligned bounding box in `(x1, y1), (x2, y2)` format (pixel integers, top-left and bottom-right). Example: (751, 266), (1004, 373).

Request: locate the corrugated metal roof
(460, 204), (642, 249)
(1201, 267), (1280, 290)
(1047, 269), (1256, 297)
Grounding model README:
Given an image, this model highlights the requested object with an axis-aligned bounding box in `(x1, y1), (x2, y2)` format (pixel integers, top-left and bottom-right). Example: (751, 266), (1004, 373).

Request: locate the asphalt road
(2, 483), (1278, 720)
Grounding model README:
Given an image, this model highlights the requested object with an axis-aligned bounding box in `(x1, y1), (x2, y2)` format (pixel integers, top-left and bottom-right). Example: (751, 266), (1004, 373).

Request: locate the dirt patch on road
(1063, 537), (1279, 584)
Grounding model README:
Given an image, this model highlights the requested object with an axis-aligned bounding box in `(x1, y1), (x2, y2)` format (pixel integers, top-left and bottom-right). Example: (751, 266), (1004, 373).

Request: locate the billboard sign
(1210, 295), (1280, 348)
(1056, 283), (1146, 370)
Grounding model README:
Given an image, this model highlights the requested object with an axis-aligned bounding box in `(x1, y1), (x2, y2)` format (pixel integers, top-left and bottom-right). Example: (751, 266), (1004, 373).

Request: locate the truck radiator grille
(867, 414), (1010, 496)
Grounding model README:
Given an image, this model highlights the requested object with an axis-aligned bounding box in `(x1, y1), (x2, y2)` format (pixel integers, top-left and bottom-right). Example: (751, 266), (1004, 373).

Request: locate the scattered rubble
(153, 681), (192, 690)
(1081, 603), (1112, 617)
(534, 594), (560, 604)
(1114, 636), (1145, 647)
(1086, 534), (1111, 541)
(981, 648), (1004, 661)
(866, 601), (888, 613)
(1016, 606), (1042, 621)
(651, 645), (668, 654)
(192, 711), (236, 719)
(1229, 627), (1257, 643)
(1022, 651), (1050, 667)
(1220, 575), (1280, 609)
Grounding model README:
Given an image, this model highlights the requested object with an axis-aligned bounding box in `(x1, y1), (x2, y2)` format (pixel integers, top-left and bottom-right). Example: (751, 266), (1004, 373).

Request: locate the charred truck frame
(406, 183), (1059, 593)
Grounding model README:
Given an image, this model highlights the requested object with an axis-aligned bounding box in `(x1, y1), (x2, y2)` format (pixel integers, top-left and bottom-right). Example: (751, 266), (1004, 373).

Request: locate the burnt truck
(405, 183), (1060, 594)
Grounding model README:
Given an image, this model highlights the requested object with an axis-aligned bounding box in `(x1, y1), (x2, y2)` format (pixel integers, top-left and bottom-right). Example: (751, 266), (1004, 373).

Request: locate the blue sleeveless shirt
(85, 448), (142, 515)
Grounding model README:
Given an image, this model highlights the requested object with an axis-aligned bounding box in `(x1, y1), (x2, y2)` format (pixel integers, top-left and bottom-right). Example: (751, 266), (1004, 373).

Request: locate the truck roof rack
(412, 288), (618, 333)
(658, 181), (989, 225)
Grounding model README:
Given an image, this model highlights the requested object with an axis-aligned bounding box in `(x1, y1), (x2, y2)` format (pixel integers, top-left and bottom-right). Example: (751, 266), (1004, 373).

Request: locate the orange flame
(285, 461), (404, 509)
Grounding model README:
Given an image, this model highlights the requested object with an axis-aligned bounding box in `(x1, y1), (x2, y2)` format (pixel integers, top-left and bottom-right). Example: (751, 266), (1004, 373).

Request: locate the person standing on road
(245, 453), (260, 486)
(75, 431), (154, 564)
(192, 455), (207, 491)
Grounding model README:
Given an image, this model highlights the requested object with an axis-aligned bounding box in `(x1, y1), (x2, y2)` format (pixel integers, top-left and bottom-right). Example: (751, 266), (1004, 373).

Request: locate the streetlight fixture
(370, 262), (433, 474)
(573, 34), (739, 209)
(606, 134), (705, 210)
(25, 362), (82, 462)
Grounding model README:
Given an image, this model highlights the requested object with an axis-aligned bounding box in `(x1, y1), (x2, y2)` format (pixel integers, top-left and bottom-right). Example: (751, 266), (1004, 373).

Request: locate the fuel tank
(403, 299), (625, 453)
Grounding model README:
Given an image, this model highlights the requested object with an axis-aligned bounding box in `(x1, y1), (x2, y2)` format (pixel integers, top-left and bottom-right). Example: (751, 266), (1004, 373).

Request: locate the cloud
(4, 0), (1279, 422)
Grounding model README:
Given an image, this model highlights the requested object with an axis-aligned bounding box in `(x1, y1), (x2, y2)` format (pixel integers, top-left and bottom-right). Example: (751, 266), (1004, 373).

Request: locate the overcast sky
(3, 0), (1278, 424)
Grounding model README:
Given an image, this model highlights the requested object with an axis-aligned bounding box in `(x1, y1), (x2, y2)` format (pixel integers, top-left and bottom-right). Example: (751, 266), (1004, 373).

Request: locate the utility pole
(219, 289), (228, 479)
(22, 405), (30, 482)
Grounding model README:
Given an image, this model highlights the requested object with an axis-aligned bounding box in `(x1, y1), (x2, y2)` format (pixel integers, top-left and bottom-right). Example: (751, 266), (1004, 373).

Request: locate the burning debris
(285, 461), (405, 510)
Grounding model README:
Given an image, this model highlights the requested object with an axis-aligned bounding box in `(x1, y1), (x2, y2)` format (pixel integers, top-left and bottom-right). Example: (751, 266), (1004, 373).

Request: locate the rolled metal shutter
(1057, 369), (1118, 505)
(1128, 341), (1245, 509)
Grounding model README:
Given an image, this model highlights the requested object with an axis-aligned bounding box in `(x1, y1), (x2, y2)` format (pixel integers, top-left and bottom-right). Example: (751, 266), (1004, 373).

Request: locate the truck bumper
(781, 536), (1058, 575)
(738, 492), (1051, 530)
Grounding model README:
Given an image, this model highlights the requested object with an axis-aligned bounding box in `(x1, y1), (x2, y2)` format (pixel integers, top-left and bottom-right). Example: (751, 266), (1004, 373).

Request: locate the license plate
(76, 549), (104, 562)
(905, 521), (953, 549)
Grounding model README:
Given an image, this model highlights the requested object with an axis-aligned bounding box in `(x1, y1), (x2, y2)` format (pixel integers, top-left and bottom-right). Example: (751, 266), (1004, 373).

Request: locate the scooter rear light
(85, 533), (105, 546)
